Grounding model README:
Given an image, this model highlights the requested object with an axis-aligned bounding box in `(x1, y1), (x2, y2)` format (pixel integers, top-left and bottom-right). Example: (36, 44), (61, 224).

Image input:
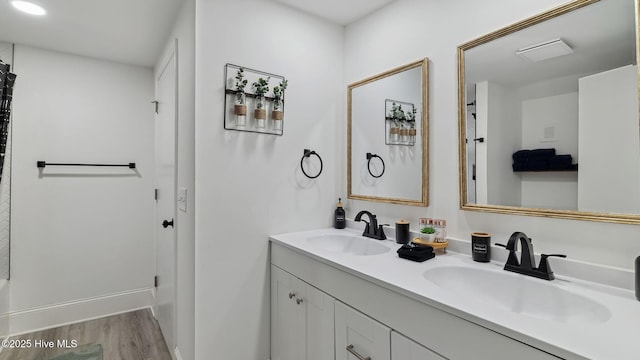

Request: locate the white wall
(10, 45), (155, 331)
(475, 82), (489, 204)
(486, 82), (521, 206)
(156, 0), (195, 359)
(195, 1), (343, 359)
(578, 65), (640, 214)
(470, 81), (521, 206)
(344, 0), (640, 269)
(520, 92), (578, 210)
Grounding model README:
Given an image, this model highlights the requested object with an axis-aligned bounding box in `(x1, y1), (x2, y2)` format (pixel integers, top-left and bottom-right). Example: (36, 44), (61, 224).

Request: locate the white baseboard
(9, 287), (154, 335)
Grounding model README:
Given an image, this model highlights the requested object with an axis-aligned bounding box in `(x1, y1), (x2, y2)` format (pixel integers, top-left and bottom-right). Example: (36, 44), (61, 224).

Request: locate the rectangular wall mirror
(458, 0), (640, 223)
(348, 59), (429, 206)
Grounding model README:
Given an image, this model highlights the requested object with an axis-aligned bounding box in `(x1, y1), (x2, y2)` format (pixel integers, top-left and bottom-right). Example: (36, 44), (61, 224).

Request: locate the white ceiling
(465, 0), (636, 97)
(0, 0), (392, 68)
(0, 0), (184, 67)
(273, 0), (395, 25)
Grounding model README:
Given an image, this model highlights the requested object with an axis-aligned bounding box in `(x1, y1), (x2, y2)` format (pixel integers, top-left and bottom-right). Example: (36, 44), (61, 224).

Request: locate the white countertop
(270, 227), (640, 360)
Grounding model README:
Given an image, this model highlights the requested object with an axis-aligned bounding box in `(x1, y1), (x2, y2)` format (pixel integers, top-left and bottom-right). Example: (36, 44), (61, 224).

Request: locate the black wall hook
(366, 153), (385, 178)
(301, 149), (323, 179)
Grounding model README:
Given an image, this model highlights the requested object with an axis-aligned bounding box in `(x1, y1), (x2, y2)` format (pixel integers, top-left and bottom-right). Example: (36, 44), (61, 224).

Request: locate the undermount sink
(424, 265), (611, 324)
(306, 234), (390, 256)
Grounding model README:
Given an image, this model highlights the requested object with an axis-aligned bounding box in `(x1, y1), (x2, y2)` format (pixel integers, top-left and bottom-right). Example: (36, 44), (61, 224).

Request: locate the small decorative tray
(412, 238), (448, 254)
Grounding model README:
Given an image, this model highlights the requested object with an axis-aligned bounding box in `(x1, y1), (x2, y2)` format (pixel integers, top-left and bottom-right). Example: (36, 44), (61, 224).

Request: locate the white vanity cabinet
(391, 331), (445, 360)
(271, 265), (335, 360)
(335, 301), (390, 360)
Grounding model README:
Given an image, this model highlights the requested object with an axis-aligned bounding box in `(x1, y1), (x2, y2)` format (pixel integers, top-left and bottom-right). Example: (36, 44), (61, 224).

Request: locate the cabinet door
(335, 301), (390, 360)
(391, 331), (445, 360)
(271, 265), (301, 360)
(302, 282), (335, 360)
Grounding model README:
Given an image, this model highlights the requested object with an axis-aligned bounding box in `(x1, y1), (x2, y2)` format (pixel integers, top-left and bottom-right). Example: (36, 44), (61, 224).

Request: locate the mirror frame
(348, 58), (429, 206)
(458, 0), (640, 224)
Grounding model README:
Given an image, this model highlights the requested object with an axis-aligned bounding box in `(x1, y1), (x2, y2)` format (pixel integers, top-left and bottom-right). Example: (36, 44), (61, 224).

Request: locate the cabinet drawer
(335, 301), (390, 360)
(391, 331), (445, 360)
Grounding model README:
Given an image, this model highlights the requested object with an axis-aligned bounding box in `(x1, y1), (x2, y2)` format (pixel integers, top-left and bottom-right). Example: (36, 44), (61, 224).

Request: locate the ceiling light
(516, 39), (573, 62)
(10, 0), (46, 16)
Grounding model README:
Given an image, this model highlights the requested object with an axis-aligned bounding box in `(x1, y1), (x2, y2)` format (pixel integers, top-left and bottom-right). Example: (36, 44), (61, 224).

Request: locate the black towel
(529, 148), (556, 158)
(548, 154), (573, 170)
(397, 244), (435, 262)
(512, 150), (530, 161)
(513, 158), (549, 171)
(512, 148), (556, 161)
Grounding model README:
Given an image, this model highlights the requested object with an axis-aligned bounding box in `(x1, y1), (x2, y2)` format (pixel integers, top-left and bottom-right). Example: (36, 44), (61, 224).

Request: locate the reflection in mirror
(348, 59), (428, 206)
(458, 0), (640, 223)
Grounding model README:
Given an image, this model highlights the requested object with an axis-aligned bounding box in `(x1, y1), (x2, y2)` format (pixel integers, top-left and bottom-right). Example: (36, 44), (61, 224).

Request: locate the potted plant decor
(252, 77), (270, 128)
(420, 225), (436, 242)
(406, 107), (417, 144)
(271, 79), (288, 131)
(234, 67), (248, 126)
(388, 102), (405, 143)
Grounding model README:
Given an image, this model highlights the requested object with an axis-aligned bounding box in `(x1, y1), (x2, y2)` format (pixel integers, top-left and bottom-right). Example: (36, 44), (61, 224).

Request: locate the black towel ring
(367, 153), (385, 178)
(301, 149), (323, 179)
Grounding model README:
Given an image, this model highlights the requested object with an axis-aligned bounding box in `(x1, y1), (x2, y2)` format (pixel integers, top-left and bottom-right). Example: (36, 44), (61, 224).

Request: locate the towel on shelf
(548, 155), (573, 169)
(512, 148), (556, 161)
(512, 149), (531, 161)
(529, 148), (556, 158)
(512, 158), (549, 171)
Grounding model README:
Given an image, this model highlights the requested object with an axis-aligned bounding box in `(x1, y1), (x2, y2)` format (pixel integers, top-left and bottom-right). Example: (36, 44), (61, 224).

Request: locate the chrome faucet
(497, 232), (566, 281)
(354, 210), (386, 240)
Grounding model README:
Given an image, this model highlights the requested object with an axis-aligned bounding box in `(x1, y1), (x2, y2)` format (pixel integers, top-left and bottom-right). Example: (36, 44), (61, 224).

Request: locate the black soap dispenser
(334, 198), (346, 229)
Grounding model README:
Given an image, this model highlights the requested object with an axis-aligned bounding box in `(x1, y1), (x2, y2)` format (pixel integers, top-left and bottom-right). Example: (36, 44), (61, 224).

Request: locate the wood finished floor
(0, 308), (171, 360)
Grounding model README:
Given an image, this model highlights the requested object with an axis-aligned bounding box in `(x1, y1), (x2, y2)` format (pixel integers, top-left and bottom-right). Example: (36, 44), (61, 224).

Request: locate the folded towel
(513, 158), (549, 171)
(529, 148), (556, 158)
(549, 154), (573, 169)
(512, 150), (531, 161)
(397, 244), (435, 262)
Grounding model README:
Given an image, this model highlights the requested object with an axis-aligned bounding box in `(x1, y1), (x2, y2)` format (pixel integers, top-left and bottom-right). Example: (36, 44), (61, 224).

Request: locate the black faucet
(497, 232), (566, 281)
(354, 210), (386, 240)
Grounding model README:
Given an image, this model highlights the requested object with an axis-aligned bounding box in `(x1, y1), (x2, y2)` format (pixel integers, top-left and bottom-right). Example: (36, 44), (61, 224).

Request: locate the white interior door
(154, 42), (177, 352)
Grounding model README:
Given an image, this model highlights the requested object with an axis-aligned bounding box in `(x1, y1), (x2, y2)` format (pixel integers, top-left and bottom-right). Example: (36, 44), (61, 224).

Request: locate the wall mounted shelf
(513, 166), (578, 173)
(224, 64), (286, 136)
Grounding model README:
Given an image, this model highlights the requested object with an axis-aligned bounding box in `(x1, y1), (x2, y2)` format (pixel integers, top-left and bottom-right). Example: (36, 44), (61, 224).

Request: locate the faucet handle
(495, 243), (520, 267)
(537, 254), (566, 277)
(537, 254), (566, 280)
(376, 225), (387, 240)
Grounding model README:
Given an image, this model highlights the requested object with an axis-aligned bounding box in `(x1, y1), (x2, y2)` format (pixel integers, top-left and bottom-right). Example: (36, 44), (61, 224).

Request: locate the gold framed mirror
(458, 0), (640, 224)
(348, 58), (429, 206)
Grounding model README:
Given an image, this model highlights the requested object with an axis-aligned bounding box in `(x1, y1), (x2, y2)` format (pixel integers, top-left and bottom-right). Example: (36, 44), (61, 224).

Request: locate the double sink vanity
(272, 0), (640, 359)
(270, 224), (640, 360)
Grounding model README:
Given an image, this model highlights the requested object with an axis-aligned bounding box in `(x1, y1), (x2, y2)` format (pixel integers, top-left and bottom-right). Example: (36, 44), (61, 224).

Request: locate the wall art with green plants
(385, 99), (417, 146)
(224, 63), (287, 135)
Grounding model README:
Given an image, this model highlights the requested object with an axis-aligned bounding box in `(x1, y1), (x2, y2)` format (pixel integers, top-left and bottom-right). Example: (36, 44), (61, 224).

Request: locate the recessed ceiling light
(10, 0), (46, 16)
(516, 38), (573, 62)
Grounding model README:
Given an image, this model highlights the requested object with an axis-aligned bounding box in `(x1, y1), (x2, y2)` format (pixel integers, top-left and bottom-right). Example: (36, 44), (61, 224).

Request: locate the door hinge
(151, 100), (159, 114)
(154, 188), (158, 200)
(154, 275), (158, 288)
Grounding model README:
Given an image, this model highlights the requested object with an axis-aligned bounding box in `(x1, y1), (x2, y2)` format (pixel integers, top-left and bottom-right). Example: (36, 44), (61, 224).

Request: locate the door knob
(162, 219), (174, 228)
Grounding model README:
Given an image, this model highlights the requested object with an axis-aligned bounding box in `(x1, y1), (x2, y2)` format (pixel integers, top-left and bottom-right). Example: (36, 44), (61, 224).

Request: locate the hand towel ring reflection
(367, 153), (385, 178)
(301, 149), (323, 179)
